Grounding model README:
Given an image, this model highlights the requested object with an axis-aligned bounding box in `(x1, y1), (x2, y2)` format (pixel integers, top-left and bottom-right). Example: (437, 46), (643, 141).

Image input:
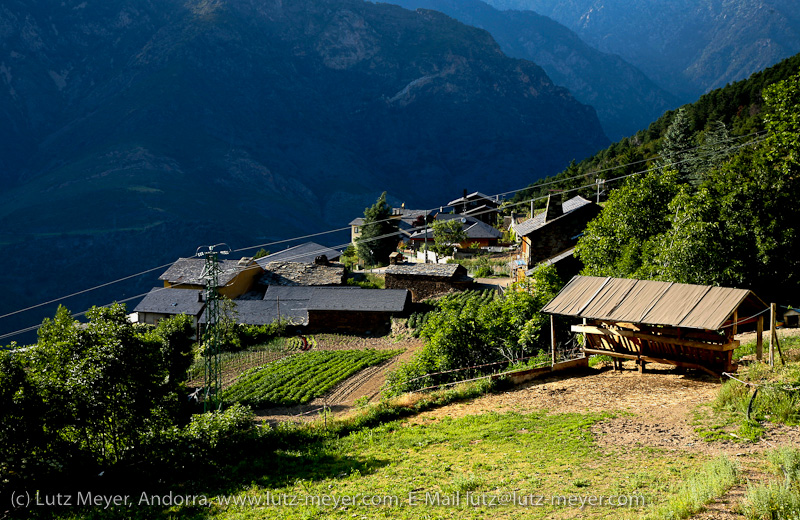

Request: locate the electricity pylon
(197, 243), (231, 411)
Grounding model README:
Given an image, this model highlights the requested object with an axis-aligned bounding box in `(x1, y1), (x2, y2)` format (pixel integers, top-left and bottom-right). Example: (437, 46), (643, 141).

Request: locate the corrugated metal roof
(542, 276), (766, 330)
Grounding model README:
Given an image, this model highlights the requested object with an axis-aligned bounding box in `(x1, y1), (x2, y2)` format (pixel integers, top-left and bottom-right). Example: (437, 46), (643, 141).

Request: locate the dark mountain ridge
(386, 0), (679, 140)
(484, 0), (800, 101)
(0, 0), (608, 340)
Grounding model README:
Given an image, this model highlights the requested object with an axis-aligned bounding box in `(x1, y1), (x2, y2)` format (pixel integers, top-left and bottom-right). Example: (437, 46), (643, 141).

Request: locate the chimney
(544, 194), (563, 222)
(198, 292), (204, 303)
(463, 188), (468, 198)
(314, 254), (329, 266)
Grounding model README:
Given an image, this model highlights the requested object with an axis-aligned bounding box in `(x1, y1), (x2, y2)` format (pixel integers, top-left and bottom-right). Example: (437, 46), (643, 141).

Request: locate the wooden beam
(769, 303), (776, 366)
(732, 309), (738, 336)
(572, 325), (739, 352)
(583, 348), (639, 360)
(581, 349), (720, 377)
(550, 314), (556, 366)
(756, 315), (763, 361)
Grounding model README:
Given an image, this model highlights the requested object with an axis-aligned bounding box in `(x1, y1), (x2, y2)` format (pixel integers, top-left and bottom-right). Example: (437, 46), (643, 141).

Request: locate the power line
(0, 131), (771, 338)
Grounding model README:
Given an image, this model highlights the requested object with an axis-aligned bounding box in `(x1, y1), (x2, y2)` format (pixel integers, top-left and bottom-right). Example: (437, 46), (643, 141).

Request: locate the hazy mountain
(386, 0), (679, 140)
(484, 0), (800, 101)
(0, 0), (608, 339)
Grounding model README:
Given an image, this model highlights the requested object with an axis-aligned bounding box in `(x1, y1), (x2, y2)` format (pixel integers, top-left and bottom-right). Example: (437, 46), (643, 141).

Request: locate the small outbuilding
(134, 288), (206, 327)
(384, 263), (473, 301)
(542, 276), (769, 376)
(264, 286), (411, 334)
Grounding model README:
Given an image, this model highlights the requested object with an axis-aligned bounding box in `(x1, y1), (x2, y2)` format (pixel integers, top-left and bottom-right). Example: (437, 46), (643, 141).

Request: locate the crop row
(222, 349), (400, 408)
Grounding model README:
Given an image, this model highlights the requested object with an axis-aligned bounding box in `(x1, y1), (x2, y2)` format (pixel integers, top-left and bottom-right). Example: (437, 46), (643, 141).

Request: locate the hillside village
(2, 3), (800, 519)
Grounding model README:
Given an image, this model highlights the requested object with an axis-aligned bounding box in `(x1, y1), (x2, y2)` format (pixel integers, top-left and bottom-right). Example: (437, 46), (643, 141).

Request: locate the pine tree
(356, 192), (399, 267)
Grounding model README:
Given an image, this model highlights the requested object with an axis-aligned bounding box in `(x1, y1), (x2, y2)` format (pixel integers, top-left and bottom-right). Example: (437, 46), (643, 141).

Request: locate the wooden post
(756, 315), (763, 361)
(550, 315), (556, 366)
(769, 303), (776, 367)
(732, 309), (738, 336)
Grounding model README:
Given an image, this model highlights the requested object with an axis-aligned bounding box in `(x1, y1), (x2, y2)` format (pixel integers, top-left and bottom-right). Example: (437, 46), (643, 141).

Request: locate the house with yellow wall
(158, 256), (262, 299)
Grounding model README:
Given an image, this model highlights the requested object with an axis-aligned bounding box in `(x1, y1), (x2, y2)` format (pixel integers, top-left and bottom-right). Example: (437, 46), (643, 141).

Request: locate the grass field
(168, 407), (719, 519)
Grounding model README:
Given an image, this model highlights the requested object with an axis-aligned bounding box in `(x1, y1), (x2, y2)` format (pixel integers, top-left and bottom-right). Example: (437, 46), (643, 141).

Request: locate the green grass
(741, 447), (800, 519)
(179, 409), (720, 519)
(644, 456), (740, 519)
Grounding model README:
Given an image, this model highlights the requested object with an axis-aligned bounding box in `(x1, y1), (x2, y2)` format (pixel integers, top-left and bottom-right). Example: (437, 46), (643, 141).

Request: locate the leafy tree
(432, 219), (468, 256)
(576, 168), (679, 278)
(576, 68), (800, 303)
(356, 192), (399, 266)
(253, 248), (270, 259)
(387, 264), (563, 393)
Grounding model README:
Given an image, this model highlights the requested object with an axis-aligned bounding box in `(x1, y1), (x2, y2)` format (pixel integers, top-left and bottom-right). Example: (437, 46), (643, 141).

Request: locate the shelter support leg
(756, 315), (763, 361)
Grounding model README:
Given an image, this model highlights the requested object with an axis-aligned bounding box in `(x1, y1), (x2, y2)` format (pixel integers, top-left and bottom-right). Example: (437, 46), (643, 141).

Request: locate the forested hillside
(513, 54), (800, 303)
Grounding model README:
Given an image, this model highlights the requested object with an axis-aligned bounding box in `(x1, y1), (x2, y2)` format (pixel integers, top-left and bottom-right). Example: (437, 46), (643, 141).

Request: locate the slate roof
(384, 263), (468, 279)
(134, 288), (205, 316)
(264, 286), (409, 313)
(542, 276), (768, 331)
(513, 195), (594, 237)
(409, 214), (502, 241)
(257, 262), (345, 287)
(447, 191), (497, 207)
(255, 242), (341, 266)
(158, 258), (245, 287)
(199, 300), (308, 325)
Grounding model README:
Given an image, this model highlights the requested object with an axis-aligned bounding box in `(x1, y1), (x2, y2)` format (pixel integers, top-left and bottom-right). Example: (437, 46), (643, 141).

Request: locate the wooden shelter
(542, 276), (769, 376)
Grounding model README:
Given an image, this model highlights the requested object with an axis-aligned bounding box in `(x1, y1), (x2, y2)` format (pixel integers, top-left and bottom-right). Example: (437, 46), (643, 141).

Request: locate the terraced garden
(222, 349), (401, 408)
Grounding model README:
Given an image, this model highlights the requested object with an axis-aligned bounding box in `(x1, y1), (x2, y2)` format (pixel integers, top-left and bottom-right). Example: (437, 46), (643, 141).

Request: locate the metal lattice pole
(197, 244), (231, 411)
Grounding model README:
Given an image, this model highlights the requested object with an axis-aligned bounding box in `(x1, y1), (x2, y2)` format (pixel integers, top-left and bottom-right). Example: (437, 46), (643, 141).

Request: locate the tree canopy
(576, 68), (800, 304)
(356, 192), (399, 267)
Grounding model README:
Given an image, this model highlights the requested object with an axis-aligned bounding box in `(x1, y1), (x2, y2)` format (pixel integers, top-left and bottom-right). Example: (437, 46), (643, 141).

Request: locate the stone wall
(385, 275), (469, 301)
(526, 205), (600, 266)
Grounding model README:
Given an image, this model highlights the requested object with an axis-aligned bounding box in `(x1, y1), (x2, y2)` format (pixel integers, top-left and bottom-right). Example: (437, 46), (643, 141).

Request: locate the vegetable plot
(223, 349), (400, 408)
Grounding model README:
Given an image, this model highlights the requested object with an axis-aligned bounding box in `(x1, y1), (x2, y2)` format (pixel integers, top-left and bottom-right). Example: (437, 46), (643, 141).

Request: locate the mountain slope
(484, 0), (800, 101)
(0, 0), (608, 339)
(387, 0), (679, 139)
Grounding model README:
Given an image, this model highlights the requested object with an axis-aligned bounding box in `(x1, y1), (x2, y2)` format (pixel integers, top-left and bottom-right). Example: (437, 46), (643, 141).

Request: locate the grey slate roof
(307, 289), (410, 312)
(264, 286), (409, 313)
(134, 288), (205, 316)
(158, 258), (245, 287)
(409, 214), (502, 241)
(255, 242), (341, 266)
(258, 262), (345, 287)
(264, 285), (359, 301)
(384, 263), (467, 279)
(513, 195), (593, 236)
(447, 191), (497, 206)
(526, 247), (577, 275)
(199, 300), (308, 325)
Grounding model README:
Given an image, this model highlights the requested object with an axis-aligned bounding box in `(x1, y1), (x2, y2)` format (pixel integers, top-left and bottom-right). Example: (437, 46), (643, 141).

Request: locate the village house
(512, 195), (600, 278)
(408, 213), (503, 249)
(133, 287), (206, 327)
(384, 263), (473, 301)
(447, 190), (501, 226)
(349, 207), (431, 245)
(158, 256), (262, 299)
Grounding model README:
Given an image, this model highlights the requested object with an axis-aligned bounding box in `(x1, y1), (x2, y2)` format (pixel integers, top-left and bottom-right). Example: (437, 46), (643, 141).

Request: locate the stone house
(384, 263), (473, 301)
(513, 195), (600, 271)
